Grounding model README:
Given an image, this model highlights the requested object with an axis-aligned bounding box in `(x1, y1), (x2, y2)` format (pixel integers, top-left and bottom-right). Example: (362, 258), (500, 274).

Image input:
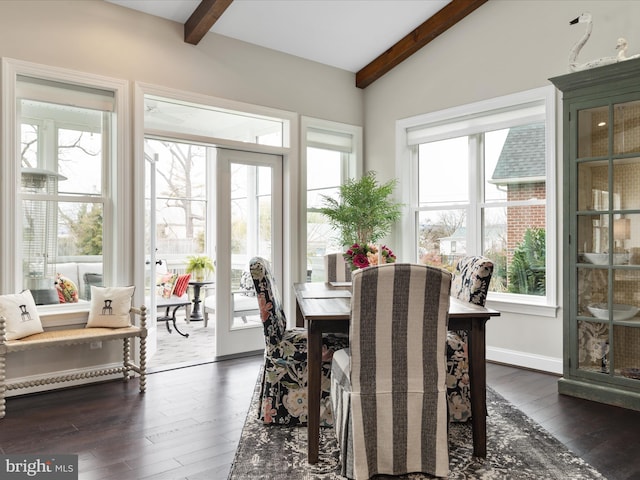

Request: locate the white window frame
(300, 116), (363, 281)
(1, 58), (129, 318)
(396, 86), (558, 317)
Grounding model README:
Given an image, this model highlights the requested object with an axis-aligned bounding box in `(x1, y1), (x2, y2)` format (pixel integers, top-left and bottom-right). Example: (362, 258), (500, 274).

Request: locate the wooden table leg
(296, 300), (305, 328)
(307, 320), (321, 464)
(468, 317), (488, 458)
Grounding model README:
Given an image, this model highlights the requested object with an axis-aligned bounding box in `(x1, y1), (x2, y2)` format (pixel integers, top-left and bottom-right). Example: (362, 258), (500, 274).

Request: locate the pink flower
(352, 253), (369, 268)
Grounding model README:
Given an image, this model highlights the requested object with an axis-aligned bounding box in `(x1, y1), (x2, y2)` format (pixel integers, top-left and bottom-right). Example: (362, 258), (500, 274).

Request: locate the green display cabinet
(551, 59), (640, 410)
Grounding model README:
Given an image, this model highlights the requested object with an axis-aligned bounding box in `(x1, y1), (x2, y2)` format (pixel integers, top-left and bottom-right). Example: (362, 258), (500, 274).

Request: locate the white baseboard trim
(487, 346), (563, 374)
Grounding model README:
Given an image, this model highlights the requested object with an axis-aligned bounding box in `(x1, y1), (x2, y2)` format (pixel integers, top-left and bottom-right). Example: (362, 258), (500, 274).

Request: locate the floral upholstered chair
(249, 256), (348, 426)
(446, 255), (494, 423)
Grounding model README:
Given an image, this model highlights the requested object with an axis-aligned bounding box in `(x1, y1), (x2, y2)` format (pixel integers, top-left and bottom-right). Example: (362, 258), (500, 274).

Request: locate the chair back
(324, 253), (351, 282)
(451, 256), (494, 306)
(349, 263), (451, 477)
(249, 257), (286, 344)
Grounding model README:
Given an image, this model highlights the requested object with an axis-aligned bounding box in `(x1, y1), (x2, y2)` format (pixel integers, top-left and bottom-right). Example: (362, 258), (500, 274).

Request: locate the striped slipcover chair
(324, 253), (352, 283)
(331, 263), (451, 479)
(249, 257), (348, 426)
(446, 256), (494, 423)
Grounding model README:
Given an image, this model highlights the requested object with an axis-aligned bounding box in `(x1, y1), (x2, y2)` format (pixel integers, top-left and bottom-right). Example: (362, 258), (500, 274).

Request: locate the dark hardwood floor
(1, 357), (639, 479)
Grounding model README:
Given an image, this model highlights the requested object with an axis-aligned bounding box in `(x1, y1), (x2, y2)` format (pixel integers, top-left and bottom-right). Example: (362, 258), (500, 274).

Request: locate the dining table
(294, 281), (500, 464)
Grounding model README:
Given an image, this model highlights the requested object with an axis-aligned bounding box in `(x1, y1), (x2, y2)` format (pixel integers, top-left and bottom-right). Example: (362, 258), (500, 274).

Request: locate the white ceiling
(105, 0), (450, 72)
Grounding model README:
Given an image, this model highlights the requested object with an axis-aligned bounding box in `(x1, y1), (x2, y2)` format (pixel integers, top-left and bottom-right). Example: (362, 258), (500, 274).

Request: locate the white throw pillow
(86, 286), (135, 328)
(0, 290), (44, 340)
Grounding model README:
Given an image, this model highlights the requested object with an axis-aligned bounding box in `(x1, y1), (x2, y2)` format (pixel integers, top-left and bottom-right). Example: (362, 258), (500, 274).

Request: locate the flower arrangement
(344, 243), (396, 270)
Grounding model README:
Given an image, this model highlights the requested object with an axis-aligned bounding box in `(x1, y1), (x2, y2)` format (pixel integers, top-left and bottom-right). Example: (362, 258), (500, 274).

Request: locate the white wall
(363, 0), (640, 372)
(0, 0), (363, 124)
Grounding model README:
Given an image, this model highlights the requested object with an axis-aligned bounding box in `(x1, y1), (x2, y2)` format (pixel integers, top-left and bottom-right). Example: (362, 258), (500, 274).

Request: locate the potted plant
(185, 255), (215, 281)
(319, 170), (402, 267)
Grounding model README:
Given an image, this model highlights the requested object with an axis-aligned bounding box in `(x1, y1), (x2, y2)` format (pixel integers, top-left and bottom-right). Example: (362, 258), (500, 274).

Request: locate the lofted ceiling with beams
(106, 0), (486, 88)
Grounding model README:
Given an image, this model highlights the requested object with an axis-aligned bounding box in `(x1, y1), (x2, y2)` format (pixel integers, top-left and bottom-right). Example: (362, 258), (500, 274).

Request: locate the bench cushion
(0, 290), (44, 340)
(87, 286), (135, 328)
(5, 326), (143, 352)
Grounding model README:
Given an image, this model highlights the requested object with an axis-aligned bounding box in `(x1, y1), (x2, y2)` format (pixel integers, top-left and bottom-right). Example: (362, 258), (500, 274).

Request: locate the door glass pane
(613, 157), (640, 210)
(578, 106), (609, 159)
(578, 266), (608, 318)
(614, 325), (640, 380)
(614, 100), (640, 155)
(578, 214), (609, 262)
(231, 163), (269, 329)
(613, 269), (640, 319)
(577, 161), (609, 211)
(146, 140), (207, 257)
(578, 320), (610, 374)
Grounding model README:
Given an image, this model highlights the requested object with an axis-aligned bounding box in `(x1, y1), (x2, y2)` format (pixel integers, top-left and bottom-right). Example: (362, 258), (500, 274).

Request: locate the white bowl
(583, 253), (629, 265)
(587, 303), (639, 321)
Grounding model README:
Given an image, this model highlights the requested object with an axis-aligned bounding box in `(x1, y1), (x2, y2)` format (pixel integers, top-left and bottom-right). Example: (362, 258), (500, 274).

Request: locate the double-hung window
(1, 60), (127, 309)
(397, 86), (556, 312)
(301, 117), (362, 282)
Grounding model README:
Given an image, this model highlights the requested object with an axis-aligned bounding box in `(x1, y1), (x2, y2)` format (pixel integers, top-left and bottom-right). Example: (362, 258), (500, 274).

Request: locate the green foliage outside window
(508, 227), (546, 295)
(69, 204), (103, 255)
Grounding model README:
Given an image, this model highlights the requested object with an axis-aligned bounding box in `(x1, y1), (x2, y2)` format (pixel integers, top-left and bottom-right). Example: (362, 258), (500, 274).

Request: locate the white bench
(0, 305), (148, 418)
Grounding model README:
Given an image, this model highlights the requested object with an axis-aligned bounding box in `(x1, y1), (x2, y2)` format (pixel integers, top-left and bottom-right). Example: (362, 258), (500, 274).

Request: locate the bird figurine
(568, 12), (619, 72)
(615, 37), (640, 61)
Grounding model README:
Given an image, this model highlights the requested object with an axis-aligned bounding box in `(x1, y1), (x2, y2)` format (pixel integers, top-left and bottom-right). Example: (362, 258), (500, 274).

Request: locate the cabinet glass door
(574, 100), (640, 380)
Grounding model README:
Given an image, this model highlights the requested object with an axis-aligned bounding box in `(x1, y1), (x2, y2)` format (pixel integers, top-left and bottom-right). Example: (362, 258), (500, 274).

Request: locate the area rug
(228, 373), (607, 479)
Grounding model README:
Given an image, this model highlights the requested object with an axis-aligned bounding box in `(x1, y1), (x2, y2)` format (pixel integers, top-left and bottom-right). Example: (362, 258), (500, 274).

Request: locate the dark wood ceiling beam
(184, 0), (234, 45)
(355, 0), (488, 89)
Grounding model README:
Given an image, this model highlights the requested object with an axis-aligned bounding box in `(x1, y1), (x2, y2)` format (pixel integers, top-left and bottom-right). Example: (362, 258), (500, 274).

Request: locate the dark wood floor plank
(2, 357), (639, 479)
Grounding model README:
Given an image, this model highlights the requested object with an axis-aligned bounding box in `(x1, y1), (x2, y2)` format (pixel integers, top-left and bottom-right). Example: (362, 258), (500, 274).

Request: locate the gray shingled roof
(490, 123), (545, 183)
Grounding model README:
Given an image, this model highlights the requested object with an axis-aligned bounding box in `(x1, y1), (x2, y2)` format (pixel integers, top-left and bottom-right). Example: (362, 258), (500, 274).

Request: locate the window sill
(37, 301), (90, 327)
(486, 297), (559, 318)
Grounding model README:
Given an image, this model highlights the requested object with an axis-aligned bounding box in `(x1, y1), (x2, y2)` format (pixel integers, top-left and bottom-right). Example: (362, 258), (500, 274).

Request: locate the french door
(145, 141), (282, 359)
(215, 148), (282, 357)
